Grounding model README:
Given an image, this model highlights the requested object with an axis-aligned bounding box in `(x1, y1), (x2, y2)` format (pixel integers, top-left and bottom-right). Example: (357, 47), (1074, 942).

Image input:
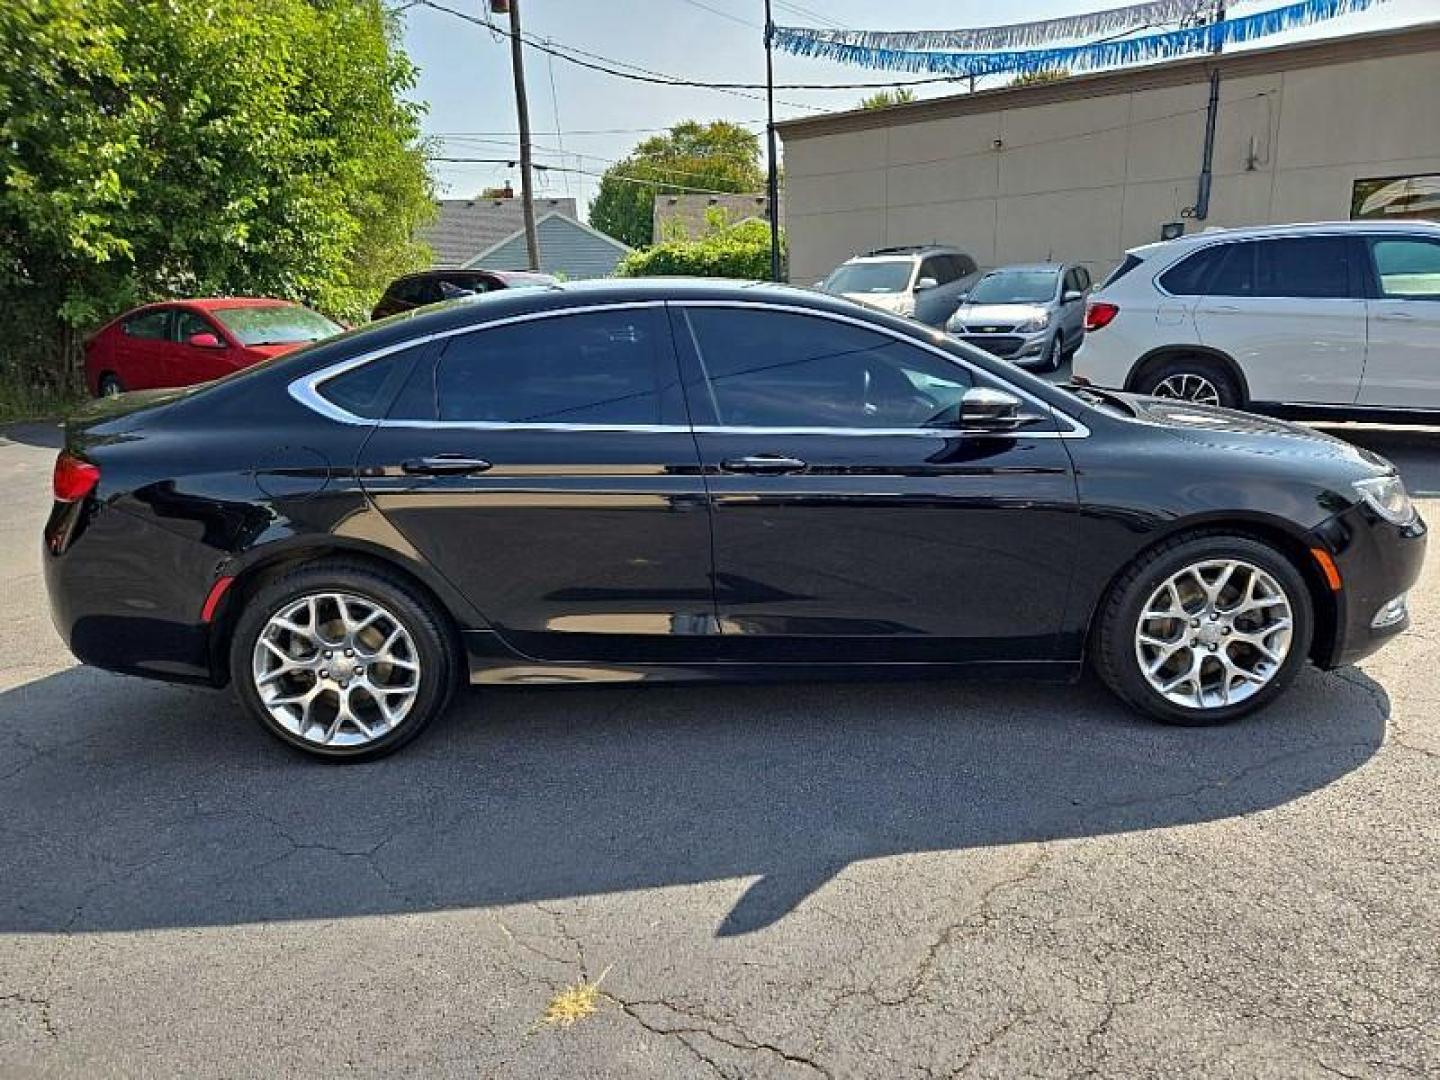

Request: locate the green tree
(0, 0), (434, 392)
(588, 121), (763, 250)
(859, 87), (916, 109)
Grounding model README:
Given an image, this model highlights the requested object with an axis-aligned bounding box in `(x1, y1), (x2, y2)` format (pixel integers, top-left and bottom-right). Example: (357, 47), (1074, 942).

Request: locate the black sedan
(43, 279), (1426, 760)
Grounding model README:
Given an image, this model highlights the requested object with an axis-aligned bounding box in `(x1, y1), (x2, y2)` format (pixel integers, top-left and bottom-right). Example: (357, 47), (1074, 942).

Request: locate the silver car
(947, 263), (1091, 372)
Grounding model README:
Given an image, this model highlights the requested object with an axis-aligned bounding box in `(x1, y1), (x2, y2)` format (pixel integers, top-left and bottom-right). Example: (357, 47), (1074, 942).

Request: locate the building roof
(775, 21), (1440, 141)
(653, 193), (771, 239)
(463, 210), (632, 279)
(418, 197), (579, 268)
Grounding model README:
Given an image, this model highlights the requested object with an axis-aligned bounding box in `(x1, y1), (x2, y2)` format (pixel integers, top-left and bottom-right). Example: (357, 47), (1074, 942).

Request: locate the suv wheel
(1093, 534), (1313, 726)
(1136, 355), (1241, 409)
(230, 561), (459, 760)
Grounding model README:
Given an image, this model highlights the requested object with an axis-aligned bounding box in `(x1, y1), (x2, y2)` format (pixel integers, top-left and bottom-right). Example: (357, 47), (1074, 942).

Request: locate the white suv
(1074, 221), (1440, 415)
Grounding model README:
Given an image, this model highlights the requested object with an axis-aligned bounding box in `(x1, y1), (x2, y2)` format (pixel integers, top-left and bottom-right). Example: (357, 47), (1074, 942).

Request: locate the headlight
(1353, 475), (1416, 525)
(1014, 311), (1051, 333)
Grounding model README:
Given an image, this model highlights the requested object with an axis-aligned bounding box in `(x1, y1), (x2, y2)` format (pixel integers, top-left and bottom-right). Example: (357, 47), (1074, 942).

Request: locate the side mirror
(914, 276), (939, 291)
(1062, 289), (1085, 303)
(187, 332), (224, 349)
(959, 387), (1027, 431)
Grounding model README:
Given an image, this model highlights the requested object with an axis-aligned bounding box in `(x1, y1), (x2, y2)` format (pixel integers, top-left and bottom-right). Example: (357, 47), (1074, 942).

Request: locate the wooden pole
(507, 0), (541, 270)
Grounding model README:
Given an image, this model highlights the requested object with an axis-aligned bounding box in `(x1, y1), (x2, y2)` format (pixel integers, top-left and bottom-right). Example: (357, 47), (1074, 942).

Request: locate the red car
(84, 298), (342, 397)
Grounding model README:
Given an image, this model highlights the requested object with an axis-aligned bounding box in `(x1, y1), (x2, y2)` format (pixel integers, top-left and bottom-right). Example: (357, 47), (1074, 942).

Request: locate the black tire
(229, 560), (460, 761)
(1041, 337), (1062, 373)
(1134, 354), (1242, 409)
(1092, 533), (1313, 726)
(97, 373), (123, 398)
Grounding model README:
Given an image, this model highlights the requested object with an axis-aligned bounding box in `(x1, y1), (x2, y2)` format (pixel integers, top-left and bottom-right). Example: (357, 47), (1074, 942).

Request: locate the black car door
(357, 303), (716, 662)
(668, 301), (1080, 664)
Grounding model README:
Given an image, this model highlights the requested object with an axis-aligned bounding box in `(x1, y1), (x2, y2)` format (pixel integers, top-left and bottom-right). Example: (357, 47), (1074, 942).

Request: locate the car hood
(841, 292), (911, 314)
(951, 302), (1047, 326)
(242, 342), (309, 359)
(1121, 394), (1392, 473)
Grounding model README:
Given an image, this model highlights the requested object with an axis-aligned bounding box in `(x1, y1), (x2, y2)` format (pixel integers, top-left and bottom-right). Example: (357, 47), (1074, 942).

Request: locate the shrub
(616, 219), (783, 281)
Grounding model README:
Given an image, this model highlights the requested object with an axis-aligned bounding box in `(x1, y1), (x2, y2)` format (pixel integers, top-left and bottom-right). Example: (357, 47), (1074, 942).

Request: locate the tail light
(53, 451), (100, 503)
(1085, 301), (1119, 332)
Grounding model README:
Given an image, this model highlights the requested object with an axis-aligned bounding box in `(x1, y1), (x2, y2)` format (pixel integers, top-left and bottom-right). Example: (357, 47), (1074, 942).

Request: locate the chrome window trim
(288, 297), (1090, 439)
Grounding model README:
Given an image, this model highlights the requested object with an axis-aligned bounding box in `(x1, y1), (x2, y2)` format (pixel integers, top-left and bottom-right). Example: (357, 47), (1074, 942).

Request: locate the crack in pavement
(612, 996), (834, 1079)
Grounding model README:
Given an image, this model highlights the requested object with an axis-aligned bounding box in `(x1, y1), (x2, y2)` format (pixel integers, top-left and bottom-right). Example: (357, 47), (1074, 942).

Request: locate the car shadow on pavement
(0, 664), (1387, 938)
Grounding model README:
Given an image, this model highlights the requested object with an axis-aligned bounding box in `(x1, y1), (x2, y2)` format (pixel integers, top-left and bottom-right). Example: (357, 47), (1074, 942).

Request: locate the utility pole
(763, 0), (782, 282)
(503, 0), (541, 270)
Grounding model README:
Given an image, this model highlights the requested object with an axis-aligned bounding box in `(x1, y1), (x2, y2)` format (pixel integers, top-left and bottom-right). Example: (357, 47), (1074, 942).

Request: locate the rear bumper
(1309, 503), (1427, 668)
(44, 500), (220, 686)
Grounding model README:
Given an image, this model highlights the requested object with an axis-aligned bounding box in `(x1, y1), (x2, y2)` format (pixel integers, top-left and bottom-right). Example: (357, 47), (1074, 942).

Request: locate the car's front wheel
(229, 561), (459, 760)
(1093, 534), (1314, 725)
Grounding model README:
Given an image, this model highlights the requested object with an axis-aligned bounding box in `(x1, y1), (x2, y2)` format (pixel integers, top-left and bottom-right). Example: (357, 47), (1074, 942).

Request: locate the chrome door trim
(288, 297), (1091, 439)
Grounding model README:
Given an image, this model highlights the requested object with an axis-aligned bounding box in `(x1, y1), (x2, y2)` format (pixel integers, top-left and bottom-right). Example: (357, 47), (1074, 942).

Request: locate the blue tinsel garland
(773, 0), (1390, 79)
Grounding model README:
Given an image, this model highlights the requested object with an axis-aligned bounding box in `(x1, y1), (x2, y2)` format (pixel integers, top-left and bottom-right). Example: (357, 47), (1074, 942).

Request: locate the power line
(674, 0), (760, 30)
(414, 1), (969, 95)
(427, 156), (754, 197)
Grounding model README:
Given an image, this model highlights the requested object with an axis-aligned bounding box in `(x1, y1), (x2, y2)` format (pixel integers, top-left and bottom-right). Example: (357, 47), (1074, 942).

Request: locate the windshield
(212, 305), (342, 346)
(823, 261), (913, 295)
(966, 271), (1059, 305)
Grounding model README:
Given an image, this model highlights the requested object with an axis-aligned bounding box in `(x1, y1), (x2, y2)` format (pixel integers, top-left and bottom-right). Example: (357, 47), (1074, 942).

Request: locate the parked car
(373, 268), (558, 320)
(45, 279), (1424, 760)
(84, 299), (342, 397)
(1074, 221), (1440, 415)
(947, 263), (1092, 372)
(818, 245), (980, 326)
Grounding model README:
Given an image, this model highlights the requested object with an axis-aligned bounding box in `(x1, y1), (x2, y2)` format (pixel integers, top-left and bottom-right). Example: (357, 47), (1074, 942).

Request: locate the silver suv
(947, 263), (1092, 372)
(819, 245), (980, 326)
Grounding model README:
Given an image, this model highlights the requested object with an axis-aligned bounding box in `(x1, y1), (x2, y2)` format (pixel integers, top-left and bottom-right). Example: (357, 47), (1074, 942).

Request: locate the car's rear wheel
(97, 373), (123, 398)
(1093, 534), (1313, 726)
(229, 561), (459, 760)
(1135, 355), (1241, 409)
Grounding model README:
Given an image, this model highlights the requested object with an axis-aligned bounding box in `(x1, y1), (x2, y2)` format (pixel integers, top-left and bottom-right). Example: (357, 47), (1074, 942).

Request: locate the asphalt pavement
(1, 418), (1437, 1078)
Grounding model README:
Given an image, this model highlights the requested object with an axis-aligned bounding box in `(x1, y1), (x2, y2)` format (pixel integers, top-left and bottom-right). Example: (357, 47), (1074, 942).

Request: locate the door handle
(720, 455), (807, 475)
(1200, 304), (1241, 314)
(400, 454), (493, 476)
(1374, 311), (1417, 322)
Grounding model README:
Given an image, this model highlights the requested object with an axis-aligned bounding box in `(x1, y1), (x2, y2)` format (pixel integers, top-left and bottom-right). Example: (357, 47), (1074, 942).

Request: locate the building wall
(780, 36), (1440, 285)
(472, 215), (629, 279)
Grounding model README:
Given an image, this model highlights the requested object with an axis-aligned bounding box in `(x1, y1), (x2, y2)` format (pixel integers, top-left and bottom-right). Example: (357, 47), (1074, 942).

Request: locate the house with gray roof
(653, 193), (772, 241)
(418, 197), (631, 279)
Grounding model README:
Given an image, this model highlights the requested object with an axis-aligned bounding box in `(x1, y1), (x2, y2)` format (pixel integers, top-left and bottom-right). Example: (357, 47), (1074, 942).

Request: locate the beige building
(777, 22), (1440, 285)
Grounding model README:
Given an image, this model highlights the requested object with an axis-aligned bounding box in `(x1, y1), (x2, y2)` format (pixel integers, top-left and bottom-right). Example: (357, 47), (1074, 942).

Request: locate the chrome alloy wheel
(252, 592), (420, 747)
(1151, 373), (1221, 406)
(1134, 559), (1294, 710)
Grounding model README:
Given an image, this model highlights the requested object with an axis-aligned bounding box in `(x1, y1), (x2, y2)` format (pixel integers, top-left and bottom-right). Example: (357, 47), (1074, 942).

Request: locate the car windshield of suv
(212, 305), (342, 346)
(966, 271), (1059, 304)
(823, 261), (913, 294)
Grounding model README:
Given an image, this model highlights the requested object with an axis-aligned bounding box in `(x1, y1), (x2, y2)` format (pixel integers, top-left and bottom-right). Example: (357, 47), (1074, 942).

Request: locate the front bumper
(1309, 502), (1428, 668)
(951, 328), (1053, 365)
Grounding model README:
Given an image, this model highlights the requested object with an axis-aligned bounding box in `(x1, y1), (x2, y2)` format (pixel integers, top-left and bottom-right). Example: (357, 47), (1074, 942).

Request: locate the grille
(958, 335), (1024, 357)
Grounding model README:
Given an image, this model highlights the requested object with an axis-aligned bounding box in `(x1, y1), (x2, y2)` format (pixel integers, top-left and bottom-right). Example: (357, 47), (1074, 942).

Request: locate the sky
(399, 0), (1437, 216)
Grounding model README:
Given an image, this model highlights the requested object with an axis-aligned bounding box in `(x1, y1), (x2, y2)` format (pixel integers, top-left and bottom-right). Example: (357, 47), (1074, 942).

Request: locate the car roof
(1127, 219), (1440, 257)
(981, 263), (1065, 273)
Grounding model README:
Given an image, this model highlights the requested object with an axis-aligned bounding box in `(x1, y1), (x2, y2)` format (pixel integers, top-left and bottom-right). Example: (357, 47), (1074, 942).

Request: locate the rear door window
(1254, 237), (1357, 298)
(431, 308), (670, 424)
(123, 309), (171, 339)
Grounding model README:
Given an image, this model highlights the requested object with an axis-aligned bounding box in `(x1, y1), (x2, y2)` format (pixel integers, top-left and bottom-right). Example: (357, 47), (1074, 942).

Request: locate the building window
(1351, 174), (1440, 222)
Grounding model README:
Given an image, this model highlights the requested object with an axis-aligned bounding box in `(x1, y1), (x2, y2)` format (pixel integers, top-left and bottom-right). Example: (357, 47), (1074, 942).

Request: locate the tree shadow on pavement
(0, 422), (64, 451)
(0, 664), (1387, 937)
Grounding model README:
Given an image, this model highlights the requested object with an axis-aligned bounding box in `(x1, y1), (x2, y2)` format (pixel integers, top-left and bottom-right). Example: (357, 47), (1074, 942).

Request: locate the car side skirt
(461, 630), (1082, 686)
